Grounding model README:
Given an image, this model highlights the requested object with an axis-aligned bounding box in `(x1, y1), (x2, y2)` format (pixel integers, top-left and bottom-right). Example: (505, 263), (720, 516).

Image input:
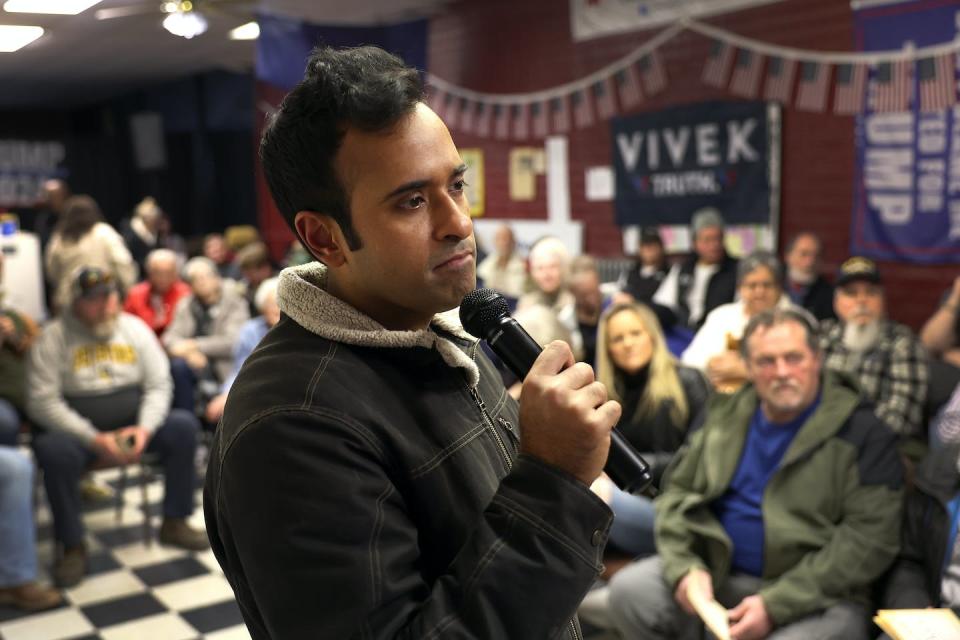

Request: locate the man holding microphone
(204, 46), (620, 638)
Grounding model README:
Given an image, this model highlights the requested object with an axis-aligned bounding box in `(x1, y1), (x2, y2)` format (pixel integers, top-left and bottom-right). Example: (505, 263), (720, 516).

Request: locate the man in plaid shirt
(819, 257), (929, 441)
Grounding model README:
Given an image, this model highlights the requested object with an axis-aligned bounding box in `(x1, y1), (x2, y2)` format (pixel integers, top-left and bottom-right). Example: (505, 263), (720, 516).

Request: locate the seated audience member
(820, 257), (928, 442)
(204, 277), (280, 424)
(0, 254), (40, 446)
(653, 208), (738, 330)
(476, 223), (528, 300)
(120, 197), (162, 276)
(568, 255), (612, 366)
(123, 249), (190, 337)
(920, 274), (960, 368)
(591, 302), (708, 556)
(156, 212), (187, 261)
(880, 442), (960, 622)
(234, 242), (275, 318)
(517, 236), (580, 358)
(682, 250), (794, 392)
(616, 226), (670, 306)
(202, 233), (241, 281)
(0, 447), (62, 611)
(26, 267), (207, 587)
(45, 195), (138, 313)
(606, 308), (903, 639)
(163, 257), (249, 413)
(783, 232), (835, 321)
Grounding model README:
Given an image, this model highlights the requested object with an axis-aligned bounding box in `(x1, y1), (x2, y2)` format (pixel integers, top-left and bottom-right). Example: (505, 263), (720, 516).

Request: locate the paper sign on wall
(509, 147), (546, 201)
(460, 148), (485, 217)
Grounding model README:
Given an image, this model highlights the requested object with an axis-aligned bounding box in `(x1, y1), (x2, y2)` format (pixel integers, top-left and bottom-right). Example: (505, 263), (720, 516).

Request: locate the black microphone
(460, 288), (655, 495)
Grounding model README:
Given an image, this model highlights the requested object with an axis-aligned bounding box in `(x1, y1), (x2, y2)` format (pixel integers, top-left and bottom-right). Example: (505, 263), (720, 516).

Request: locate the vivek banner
(852, 0), (960, 263)
(612, 100), (774, 227)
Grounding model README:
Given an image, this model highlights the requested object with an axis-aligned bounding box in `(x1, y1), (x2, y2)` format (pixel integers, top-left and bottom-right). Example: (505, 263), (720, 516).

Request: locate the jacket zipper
(468, 342), (513, 469)
(569, 618), (583, 640)
(470, 386), (512, 470)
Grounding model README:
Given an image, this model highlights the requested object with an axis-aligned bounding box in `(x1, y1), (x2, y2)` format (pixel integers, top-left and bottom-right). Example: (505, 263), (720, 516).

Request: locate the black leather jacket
(204, 264), (612, 639)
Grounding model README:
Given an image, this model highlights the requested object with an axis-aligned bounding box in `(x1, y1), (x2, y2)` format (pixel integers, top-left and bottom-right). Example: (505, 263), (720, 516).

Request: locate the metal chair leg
(140, 462), (152, 547)
(115, 464), (128, 524)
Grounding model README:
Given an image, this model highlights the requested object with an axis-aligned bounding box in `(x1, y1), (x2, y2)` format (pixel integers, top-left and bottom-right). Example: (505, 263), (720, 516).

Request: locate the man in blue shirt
(603, 308), (903, 640)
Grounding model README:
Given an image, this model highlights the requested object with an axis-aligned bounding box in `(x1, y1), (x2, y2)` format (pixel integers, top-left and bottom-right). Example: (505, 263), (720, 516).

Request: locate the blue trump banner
(852, 0), (960, 264)
(255, 13), (427, 91)
(612, 100), (773, 227)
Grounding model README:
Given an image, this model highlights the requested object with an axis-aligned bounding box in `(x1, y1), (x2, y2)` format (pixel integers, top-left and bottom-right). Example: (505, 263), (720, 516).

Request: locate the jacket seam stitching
(302, 341), (337, 408)
(409, 422), (489, 478)
(492, 493), (600, 569)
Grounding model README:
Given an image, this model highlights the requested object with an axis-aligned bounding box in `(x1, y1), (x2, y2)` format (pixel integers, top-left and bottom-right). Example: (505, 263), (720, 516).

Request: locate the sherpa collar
(277, 262), (480, 388)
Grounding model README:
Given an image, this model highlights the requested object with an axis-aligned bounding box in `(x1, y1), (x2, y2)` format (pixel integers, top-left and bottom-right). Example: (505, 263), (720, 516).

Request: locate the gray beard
(788, 268), (816, 286)
(842, 320), (881, 353)
(90, 317), (118, 339)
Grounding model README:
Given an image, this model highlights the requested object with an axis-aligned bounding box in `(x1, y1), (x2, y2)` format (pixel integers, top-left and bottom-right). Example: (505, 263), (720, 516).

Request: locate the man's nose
(434, 193), (472, 241)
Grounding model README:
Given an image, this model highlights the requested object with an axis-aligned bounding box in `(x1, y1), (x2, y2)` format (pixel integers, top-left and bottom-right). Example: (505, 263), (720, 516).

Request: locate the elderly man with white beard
(819, 257), (929, 445)
(26, 267), (207, 589)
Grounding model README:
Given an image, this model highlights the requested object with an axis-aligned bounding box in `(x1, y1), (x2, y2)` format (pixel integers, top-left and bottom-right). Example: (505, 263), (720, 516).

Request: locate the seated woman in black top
(591, 301), (709, 556)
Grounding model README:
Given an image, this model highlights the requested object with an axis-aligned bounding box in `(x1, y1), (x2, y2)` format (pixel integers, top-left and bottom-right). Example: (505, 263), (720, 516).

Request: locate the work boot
(0, 582), (63, 611)
(159, 518), (208, 551)
(53, 546), (87, 588)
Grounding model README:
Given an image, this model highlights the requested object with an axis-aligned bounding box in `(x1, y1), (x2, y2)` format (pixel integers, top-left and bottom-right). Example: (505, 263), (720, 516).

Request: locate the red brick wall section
(427, 0), (956, 330)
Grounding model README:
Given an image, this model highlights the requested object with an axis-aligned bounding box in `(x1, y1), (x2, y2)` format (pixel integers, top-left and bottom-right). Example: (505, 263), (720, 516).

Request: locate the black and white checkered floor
(0, 461), (247, 640)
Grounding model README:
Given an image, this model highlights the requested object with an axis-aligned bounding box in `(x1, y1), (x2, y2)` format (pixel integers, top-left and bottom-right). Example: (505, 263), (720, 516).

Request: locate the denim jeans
(608, 486), (657, 557)
(32, 409), (199, 547)
(0, 447), (37, 586)
(0, 398), (20, 447)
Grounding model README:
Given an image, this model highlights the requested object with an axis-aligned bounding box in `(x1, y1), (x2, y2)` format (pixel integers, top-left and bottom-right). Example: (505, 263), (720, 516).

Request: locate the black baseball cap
(73, 267), (116, 300)
(836, 256), (881, 288)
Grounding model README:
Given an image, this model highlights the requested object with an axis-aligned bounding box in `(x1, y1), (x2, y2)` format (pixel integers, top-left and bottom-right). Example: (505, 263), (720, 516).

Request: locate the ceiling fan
(94, 0), (254, 39)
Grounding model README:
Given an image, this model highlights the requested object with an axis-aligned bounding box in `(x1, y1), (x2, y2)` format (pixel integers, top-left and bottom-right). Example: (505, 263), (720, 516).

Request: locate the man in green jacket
(606, 308), (903, 639)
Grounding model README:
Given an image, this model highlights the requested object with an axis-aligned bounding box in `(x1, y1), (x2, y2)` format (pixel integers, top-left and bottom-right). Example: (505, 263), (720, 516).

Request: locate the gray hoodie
(26, 310), (172, 445)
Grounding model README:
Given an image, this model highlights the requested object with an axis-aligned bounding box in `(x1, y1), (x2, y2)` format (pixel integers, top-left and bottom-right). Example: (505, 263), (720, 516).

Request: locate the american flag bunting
(729, 49), (763, 98)
(593, 78), (616, 120)
(493, 104), (509, 140)
(615, 66), (643, 109)
(918, 55), (956, 112)
(795, 61), (830, 112)
(512, 103), (530, 140)
(531, 101), (549, 138)
(475, 102), (492, 137)
(458, 98), (475, 133)
(871, 60), (911, 113)
(573, 90), (595, 128)
(833, 63), (867, 115)
(702, 39), (734, 88)
(551, 96), (571, 133)
(639, 50), (667, 95)
(763, 56), (797, 103)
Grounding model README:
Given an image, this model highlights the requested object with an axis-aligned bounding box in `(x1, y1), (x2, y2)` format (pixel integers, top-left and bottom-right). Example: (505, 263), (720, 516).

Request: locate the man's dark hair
(740, 308), (820, 360)
(259, 46), (424, 251)
(784, 231), (823, 257)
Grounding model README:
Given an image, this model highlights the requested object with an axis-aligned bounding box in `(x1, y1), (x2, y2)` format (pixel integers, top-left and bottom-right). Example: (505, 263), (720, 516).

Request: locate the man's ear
(295, 211), (347, 267)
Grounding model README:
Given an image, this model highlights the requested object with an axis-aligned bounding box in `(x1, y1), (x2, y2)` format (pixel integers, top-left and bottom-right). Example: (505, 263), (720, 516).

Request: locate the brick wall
(428, 0), (956, 329)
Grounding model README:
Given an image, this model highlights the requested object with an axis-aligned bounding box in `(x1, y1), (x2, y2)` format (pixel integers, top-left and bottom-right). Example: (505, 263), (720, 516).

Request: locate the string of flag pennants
(426, 18), (960, 141)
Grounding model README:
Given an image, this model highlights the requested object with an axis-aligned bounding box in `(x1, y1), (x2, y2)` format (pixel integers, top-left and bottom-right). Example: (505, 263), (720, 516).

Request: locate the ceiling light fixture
(228, 21), (258, 40)
(0, 24), (43, 52)
(162, 7), (207, 39)
(3, 0), (101, 15)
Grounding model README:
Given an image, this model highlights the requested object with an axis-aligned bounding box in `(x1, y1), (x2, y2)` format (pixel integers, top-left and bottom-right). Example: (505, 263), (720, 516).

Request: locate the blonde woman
(592, 301), (708, 556)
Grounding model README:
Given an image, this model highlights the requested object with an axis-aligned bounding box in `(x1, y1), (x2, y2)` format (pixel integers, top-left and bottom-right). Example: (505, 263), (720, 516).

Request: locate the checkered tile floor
(0, 461), (248, 640)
